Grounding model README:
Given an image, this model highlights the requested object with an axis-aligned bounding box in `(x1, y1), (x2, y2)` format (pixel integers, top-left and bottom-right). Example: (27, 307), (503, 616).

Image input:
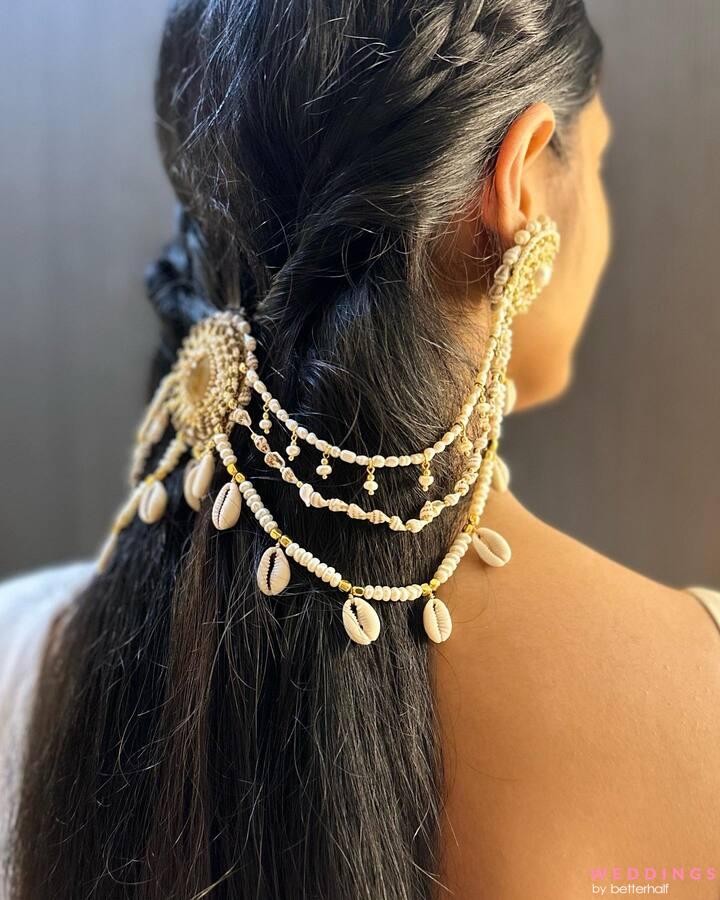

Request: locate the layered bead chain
(98, 216), (560, 645)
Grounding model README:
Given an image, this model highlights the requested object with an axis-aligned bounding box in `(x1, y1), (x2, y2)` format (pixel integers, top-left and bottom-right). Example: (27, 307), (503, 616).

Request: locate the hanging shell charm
(492, 455), (510, 493)
(423, 595), (453, 643)
(504, 378), (517, 416)
(212, 481), (243, 530)
(257, 544), (292, 596)
(188, 452), (216, 501)
(472, 527), (512, 568)
(138, 480), (168, 524)
(183, 460), (201, 511)
(342, 596), (381, 645)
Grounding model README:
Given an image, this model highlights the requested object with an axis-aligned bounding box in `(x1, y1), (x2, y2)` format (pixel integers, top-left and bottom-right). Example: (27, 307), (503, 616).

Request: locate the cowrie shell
(116, 484), (145, 528)
(257, 545), (291, 596)
(189, 452), (216, 501)
(183, 460), (201, 511)
(138, 480), (168, 524)
(423, 596), (453, 643)
(211, 481), (242, 530)
(504, 378), (517, 416)
(492, 456), (510, 493)
(342, 596), (381, 645)
(472, 528), (512, 568)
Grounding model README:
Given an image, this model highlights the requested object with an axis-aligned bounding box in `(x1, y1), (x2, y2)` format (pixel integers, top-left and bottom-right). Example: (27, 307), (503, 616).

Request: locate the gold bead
(144, 474), (156, 485)
(234, 472), (246, 483)
(463, 523), (475, 535)
(270, 527), (282, 541)
(351, 585), (364, 597)
(339, 580), (352, 593)
(429, 578), (440, 591)
(279, 535), (292, 548)
(468, 514), (480, 527)
(421, 583), (432, 596)
(227, 463), (238, 476)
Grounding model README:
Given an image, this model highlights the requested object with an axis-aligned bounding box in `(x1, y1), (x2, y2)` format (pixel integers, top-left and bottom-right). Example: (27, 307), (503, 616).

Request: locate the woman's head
(495, 96), (613, 408)
(14, 3), (603, 899)
(156, 0), (605, 407)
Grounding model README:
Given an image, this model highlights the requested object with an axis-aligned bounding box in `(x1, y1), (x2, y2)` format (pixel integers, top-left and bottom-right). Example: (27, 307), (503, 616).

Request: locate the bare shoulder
(435, 495), (720, 899)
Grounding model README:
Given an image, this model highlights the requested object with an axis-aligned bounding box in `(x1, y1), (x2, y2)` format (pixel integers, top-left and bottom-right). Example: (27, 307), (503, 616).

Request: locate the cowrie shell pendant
(183, 460), (201, 511)
(492, 456), (510, 493)
(189, 452), (216, 501)
(342, 596), (381, 645)
(257, 545), (291, 596)
(423, 596), (453, 643)
(138, 480), (168, 524)
(212, 481), (242, 530)
(472, 527), (512, 568)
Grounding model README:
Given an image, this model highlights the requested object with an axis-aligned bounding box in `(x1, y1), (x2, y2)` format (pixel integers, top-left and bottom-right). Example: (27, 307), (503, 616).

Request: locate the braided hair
(13, 2), (601, 898)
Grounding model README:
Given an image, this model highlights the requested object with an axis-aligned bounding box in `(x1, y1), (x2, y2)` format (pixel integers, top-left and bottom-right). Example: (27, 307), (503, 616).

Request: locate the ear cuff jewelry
(98, 216), (560, 646)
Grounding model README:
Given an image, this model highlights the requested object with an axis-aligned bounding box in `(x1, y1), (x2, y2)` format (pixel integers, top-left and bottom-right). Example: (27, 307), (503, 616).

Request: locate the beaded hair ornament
(98, 216), (560, 646)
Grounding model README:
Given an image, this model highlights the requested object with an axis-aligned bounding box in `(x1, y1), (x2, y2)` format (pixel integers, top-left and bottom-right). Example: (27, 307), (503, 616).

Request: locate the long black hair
(12, 2), (601, 897)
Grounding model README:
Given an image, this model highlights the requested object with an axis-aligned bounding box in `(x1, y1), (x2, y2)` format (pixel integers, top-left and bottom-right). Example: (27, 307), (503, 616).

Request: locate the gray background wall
(1, 1), (718, 586)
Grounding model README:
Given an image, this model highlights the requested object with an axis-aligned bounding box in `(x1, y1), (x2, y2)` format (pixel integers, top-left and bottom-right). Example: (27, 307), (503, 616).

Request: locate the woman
(2, 1), (719, 898)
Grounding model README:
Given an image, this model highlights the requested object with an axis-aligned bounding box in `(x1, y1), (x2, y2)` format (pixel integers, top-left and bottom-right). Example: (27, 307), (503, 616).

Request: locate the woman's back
(436, 492), (720, 897)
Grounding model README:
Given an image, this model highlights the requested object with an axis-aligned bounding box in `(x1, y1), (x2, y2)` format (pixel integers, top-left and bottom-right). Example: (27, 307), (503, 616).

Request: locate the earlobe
(484, 103), (556, 242)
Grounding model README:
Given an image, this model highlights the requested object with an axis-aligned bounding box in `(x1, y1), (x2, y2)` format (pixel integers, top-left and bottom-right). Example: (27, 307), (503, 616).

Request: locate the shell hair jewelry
(98, 216), (560, 646)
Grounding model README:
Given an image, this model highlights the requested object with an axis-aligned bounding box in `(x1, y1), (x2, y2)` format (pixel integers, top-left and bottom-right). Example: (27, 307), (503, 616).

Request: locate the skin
(434, 98), (720, 898)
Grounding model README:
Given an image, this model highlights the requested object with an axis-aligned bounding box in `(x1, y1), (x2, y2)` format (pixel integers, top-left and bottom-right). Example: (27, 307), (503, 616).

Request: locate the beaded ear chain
(98, 216), (560, 645)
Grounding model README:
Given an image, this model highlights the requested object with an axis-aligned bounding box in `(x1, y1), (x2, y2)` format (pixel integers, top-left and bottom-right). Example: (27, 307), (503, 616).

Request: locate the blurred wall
(1, 1), (718, 586)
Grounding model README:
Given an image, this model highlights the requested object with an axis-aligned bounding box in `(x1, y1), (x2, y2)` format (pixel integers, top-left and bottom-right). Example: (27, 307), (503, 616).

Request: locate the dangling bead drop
(418, 451), (434, 491)
(286, 428), (301, 459)
(363, 463), (378, 496)
(316, 452), (332, 479)
(259, 399), (272, 433)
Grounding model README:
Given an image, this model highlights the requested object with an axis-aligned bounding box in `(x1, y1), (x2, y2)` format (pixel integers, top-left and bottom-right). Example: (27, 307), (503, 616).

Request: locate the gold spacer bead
(339, 580), (352, 593)
(279, 535), (292, 548)
(144, 474), (156, 485)
(234, 472), (246, 483)
(429, 578), (440, 591)
(463, 523), (475, 535)
(351, 585), (364, 597)
(468, 514), (480, 527)
(270, 527), (282, 541)
(227, 463), (238, 476)
(421, 583), (432, 596)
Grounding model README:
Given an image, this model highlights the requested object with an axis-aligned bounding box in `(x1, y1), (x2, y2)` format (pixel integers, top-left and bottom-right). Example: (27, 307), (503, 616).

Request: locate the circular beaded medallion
(165, 310), (248, 446)
(504, 217), (560, 316)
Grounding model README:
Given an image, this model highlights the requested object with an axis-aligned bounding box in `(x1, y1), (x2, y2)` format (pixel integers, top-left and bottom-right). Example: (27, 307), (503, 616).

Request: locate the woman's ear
(483, 102), (556, 243)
